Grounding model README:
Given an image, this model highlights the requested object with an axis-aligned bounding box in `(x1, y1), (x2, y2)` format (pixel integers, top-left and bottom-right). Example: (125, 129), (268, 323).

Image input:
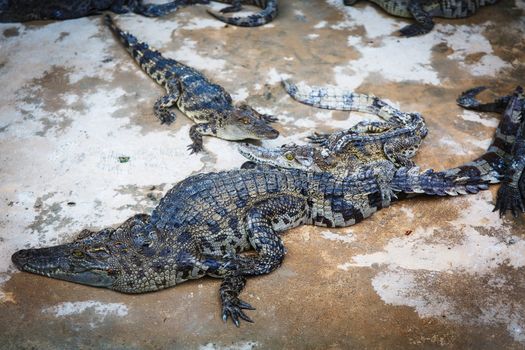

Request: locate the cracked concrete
(0, 0), (524, 348)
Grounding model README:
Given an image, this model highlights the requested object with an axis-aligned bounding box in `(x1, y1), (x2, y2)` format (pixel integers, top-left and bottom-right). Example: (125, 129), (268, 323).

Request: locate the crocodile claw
(494, 184), (525, 217)
(187, 142), (203, 154)
(157, 110), (177, 125)
(221, 298), (255, 327)
(457, 86), (487, 109)
(399, 23), (431, 37)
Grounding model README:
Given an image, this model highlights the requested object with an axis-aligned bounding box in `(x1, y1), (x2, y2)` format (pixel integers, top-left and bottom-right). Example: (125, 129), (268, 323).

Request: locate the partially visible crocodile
(458, 86), (525, 217)
(207, 0), (278, 27)
(342, 0), (498, 37)
(0, 0), (188, 22)
(240, 86), (521, 190)
(12, 154), (492, 326)
(105, 15), (279, 153)
(277, 80), (428, 171)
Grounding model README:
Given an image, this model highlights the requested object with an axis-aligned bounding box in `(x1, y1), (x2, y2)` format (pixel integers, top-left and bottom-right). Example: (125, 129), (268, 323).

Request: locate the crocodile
(457, 86), (525, 217)
(105, 15), (279, 153)
(206, 0), (278, 27)
(240, 86), (521, 189)
(12, 154), (494, 326)
(277, 80), (428, 171)
(342, 0), (498, 37)
(0, 0), (190, 22)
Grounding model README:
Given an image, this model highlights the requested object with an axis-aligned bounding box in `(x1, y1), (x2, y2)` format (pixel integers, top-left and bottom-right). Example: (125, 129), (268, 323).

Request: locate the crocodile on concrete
(276, 80), (429, 171)
(206, 0), (278, 27)
(342, 0), (498, 37)
(239, 86), (519, 190)
(11, 137), (502, 327)
(0, 0), (190, 22)
(457, 86), (525, 217)
(105, 15), (279, 153)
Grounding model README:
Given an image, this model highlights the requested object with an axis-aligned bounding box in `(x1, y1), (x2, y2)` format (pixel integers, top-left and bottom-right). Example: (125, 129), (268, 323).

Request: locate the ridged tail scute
(392, 166), (490, 196)
(282, 79), (415, 124)
(207, 0), (277, 27)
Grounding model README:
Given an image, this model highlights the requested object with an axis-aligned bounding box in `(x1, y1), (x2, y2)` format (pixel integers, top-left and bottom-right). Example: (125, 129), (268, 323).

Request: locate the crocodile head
(238, 142), (328, 172)
(11, 214), (191, 293)
(218, 104), (279, 141)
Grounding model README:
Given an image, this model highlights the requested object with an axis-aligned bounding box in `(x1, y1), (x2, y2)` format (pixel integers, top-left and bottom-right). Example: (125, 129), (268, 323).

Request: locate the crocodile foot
(221, 296), (255, 327)
(456, 86), (487, 109)
(261, 114), (278, 123)
(494, 184), (525, 217)
(307, 132), (329, 145)
(220, 4), (243, 13)
(399, 23), (432, 37)
(157, 110), (177, 125)
(187, 141), (203, 154)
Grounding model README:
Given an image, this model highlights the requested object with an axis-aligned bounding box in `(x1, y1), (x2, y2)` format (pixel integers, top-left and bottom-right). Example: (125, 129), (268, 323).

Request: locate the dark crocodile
(0, 0), (189, 22)
(207, 0), (278, 27)
(457, 86), (525, 217)
(105, 15), (279, 153)
(12, 138), (501, 327)
(342, 0), (498, 37)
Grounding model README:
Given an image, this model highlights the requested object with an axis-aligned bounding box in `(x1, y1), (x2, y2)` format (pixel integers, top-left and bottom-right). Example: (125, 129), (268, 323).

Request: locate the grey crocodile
(343, 0), (498, 37)
(105, 15), (279, 153)
(458, 86), (525, 217)
(12, 136), (502, 327)
(207, 0), (278, 27)
(0, 0), (189, 22)
(275, 80), (429, 172)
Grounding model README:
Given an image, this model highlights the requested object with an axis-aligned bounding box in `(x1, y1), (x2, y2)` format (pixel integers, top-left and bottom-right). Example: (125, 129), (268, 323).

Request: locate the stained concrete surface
(1, 0), (525, 348)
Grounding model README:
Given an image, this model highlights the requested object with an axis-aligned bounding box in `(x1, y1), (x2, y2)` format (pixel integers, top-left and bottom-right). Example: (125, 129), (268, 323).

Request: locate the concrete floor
(1, 0), (525, 348)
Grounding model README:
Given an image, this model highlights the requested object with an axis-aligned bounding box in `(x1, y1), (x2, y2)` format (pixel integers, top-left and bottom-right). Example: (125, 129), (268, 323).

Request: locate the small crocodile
(0, 0), (188, 22)
(207, 0), (278, 27)
(240, 86), (518, 190)
(342, 0), (498, 37)
(457, 86), (525, 217)
(105, 15), (279, 153)
(279, 80), (428, 170)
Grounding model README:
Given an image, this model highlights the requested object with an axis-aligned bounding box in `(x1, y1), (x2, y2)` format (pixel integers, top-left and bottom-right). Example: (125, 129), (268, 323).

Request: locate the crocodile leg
(220, 275), (255, 326)
(131, 0), (186, 17)
(457, 86), (512, 113)
(154, 83), (181, 125)
(188, 123), (217, 154)
(400, 0), (435, 37)
(383, 135), (421, 168)
(494, 91), (525, 217)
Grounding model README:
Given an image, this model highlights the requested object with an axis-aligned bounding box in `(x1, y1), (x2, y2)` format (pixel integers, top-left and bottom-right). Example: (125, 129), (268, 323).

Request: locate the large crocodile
(458, 86), (525, 217)
(12, 161), (492, 326)
(105, 15), (279, 153)
(207, 0), (278, 27)
(0, 0), (189, 22)
(342, 0), (498, 37)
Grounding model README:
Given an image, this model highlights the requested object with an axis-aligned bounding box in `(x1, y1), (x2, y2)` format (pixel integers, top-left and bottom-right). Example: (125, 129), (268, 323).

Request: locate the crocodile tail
(441, 86), (525, 186)
(282, 79), (415, 124)
(391, 166), (490, 196)
(207, 0), (277, 27)
(105, 15), (177, 85)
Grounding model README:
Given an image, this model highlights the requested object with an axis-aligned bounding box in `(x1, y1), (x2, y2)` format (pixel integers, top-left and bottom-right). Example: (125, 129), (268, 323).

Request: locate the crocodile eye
(242, 118), (250, 124)
(72, 250), (84, 258)
(284, 151), (295, 161)
(89, 246), (110, 256)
